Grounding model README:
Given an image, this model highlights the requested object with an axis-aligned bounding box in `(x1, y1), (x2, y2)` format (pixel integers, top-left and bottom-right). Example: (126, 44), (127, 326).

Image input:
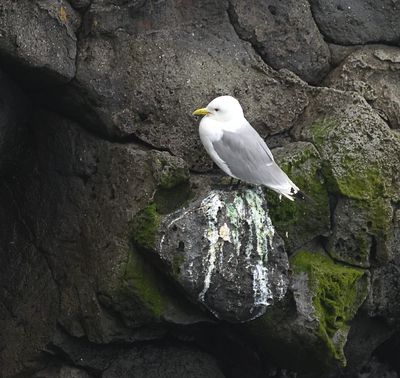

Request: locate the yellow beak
(192, 107), (209, 116)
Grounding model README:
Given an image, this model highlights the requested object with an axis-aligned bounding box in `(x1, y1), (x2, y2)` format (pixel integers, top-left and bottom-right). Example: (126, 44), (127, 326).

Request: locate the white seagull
(193, 95), (302, 201)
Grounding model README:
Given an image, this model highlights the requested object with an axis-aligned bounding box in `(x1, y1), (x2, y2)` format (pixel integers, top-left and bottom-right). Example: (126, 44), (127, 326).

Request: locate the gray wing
(212, 123), (290, 187)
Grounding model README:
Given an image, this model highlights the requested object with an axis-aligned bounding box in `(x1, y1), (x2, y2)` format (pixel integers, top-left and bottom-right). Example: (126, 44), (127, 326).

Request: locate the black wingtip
(290, 187), (305, 201)
(294, 190), (306, 201)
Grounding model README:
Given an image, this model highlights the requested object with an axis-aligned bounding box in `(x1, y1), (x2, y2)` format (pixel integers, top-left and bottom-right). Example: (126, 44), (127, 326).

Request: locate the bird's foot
(229, 177), (243, 190)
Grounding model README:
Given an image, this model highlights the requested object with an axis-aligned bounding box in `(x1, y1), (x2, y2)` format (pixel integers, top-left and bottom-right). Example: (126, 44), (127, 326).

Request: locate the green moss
(334, 165), (386, 201)
(131, 203), (160, 250)
(158, 164), (188, 189)
(308, 117), (338, 147)
(268, 143), (330, 251)
(308, 118), (390, 202)
(291, 251), (367, 365)
(151, 154), (189, 190)
(120, 250), (166, 319)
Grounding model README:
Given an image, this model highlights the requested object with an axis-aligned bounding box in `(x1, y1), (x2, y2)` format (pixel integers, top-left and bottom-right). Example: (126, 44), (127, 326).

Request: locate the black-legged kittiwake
(193, 95), (302, 201)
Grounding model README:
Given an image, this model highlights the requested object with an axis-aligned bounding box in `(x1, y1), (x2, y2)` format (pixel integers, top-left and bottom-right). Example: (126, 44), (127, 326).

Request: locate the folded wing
(212, 122), (298, 197)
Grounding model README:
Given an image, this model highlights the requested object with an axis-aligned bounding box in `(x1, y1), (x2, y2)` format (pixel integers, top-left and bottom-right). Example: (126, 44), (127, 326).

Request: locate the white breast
(198, 116), (236, 177)
(199, 116), (223, 143)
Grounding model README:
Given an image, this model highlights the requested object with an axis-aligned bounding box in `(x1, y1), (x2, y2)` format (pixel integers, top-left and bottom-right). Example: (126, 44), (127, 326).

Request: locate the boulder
(0, 0), (80, 84)
(229, 0), (331, 84)
(309, 0), (400, 45)
(293, 89), (400, 267)
(135, 187), (289, 322)
(243, 251), (369, 372)
(326, 46), (400, 129)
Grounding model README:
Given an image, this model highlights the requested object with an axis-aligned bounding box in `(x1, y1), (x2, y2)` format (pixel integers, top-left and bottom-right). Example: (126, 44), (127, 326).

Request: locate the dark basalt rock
(0, 69), (30, 175)
(156, 188), (289, 322)
(0, 0), (80, 85)
(39, 0), (310, 171)
(309, 0), (400, 45)
(102, 344), (225, 378)
(1, 0), (400, 376)
(229, 0), (331, 84)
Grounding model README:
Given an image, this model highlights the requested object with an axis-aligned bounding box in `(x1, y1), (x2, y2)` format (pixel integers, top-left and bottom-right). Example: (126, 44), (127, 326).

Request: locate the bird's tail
(264, 163), (304, 201)
(272, 180), (304, 202)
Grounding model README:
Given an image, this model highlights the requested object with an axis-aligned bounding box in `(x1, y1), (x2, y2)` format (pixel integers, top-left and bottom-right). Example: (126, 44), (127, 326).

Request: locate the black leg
(229, 177), (240, 189)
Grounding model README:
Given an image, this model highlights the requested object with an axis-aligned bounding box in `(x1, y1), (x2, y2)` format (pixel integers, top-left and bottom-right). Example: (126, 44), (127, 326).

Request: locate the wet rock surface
(1, 1), (400, 377)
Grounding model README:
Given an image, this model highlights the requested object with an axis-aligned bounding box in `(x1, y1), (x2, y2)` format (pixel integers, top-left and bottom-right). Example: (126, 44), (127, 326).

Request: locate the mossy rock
(241, 251), (368, 373)
(150, 150), (190, 190)
(329, 197), (394, 267)
(131, 151), (187, 252)
(294, 89), (400, 266)
(102, 246), (206, 326)
(297, 91), (400, 202)
(114, 151), (206, 324)
(116, 248), (168, 322)
(268, 142), (330, 252)
(131, 203), (161, 251)
(291, 251), (368, 365)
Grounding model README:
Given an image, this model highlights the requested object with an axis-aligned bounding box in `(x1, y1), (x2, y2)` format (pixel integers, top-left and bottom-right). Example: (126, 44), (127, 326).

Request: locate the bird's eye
(215, 108), (219, 112)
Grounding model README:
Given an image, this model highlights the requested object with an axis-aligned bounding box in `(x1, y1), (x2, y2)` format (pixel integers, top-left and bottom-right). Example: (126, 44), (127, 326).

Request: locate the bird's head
(193, 95), (244, 122)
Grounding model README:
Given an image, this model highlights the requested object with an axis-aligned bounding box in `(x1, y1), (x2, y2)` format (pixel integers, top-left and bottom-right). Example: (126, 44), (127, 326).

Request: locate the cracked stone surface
(228, 0), (331, 84)
(36, 0), (310, 170)
(309, 0), (400, 45)
(326, 46), (400, 129)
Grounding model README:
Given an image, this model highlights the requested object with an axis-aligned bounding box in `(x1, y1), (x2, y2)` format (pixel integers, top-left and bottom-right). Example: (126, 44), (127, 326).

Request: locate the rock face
(155, 188), (289, 322)
(309, 0), (400, 45)
(102, 344), (225, 378)
(268, 142), (330, 252)
(0, 69), (29, 174)
(326, 46), (400, 129)
(44, 0), (310, 170)
(293, 89), (400, 268)
(0, 0), (80, 84)
(229, 0), (331, 84)
(245, 251), (369, 372)
(1, 1), (400, 377)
